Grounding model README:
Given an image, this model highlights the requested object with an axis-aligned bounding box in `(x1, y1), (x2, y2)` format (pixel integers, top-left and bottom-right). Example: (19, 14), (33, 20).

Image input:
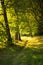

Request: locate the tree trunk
(14, 10), (21, 41)
(29, 25), (33, 37)
(15, 25), (21, 40)
(28, 20), (33, 37)
(15, 32), (21, 40)
(1, 0), (12, 45)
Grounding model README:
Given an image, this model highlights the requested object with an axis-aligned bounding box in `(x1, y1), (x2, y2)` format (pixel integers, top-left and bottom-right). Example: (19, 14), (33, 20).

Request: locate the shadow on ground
(0, 42), (43, 65)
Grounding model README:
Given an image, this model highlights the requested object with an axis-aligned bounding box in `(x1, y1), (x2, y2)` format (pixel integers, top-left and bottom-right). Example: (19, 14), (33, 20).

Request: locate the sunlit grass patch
(16, 36), (43, 49)
(14, 40), (25, 47)
(0, 36), (43, 49)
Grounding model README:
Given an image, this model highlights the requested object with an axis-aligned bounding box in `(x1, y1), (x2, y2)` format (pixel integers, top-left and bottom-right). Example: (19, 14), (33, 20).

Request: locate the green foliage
(0, 0), (43, 65)
(0, 0), (43, 44)
(0, 23), (7, 47)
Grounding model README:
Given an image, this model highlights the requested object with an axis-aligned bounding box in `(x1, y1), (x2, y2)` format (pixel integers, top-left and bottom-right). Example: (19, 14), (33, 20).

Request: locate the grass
(0, 36), (43, 65)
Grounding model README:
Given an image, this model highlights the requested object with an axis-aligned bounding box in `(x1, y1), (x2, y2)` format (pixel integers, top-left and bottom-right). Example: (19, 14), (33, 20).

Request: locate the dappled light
(0, 0), (43, 65)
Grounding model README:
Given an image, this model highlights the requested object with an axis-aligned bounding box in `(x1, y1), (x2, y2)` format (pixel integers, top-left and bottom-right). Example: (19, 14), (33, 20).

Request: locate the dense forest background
(0, 0), (43, 45)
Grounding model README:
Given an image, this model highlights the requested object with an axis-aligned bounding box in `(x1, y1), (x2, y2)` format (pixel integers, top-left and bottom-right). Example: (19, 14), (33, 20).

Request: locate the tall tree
(12, 0), (32, 39)
(30, 0), (43, 35)
(1, 0), (12, 45)
(37, 0), (43, 35)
